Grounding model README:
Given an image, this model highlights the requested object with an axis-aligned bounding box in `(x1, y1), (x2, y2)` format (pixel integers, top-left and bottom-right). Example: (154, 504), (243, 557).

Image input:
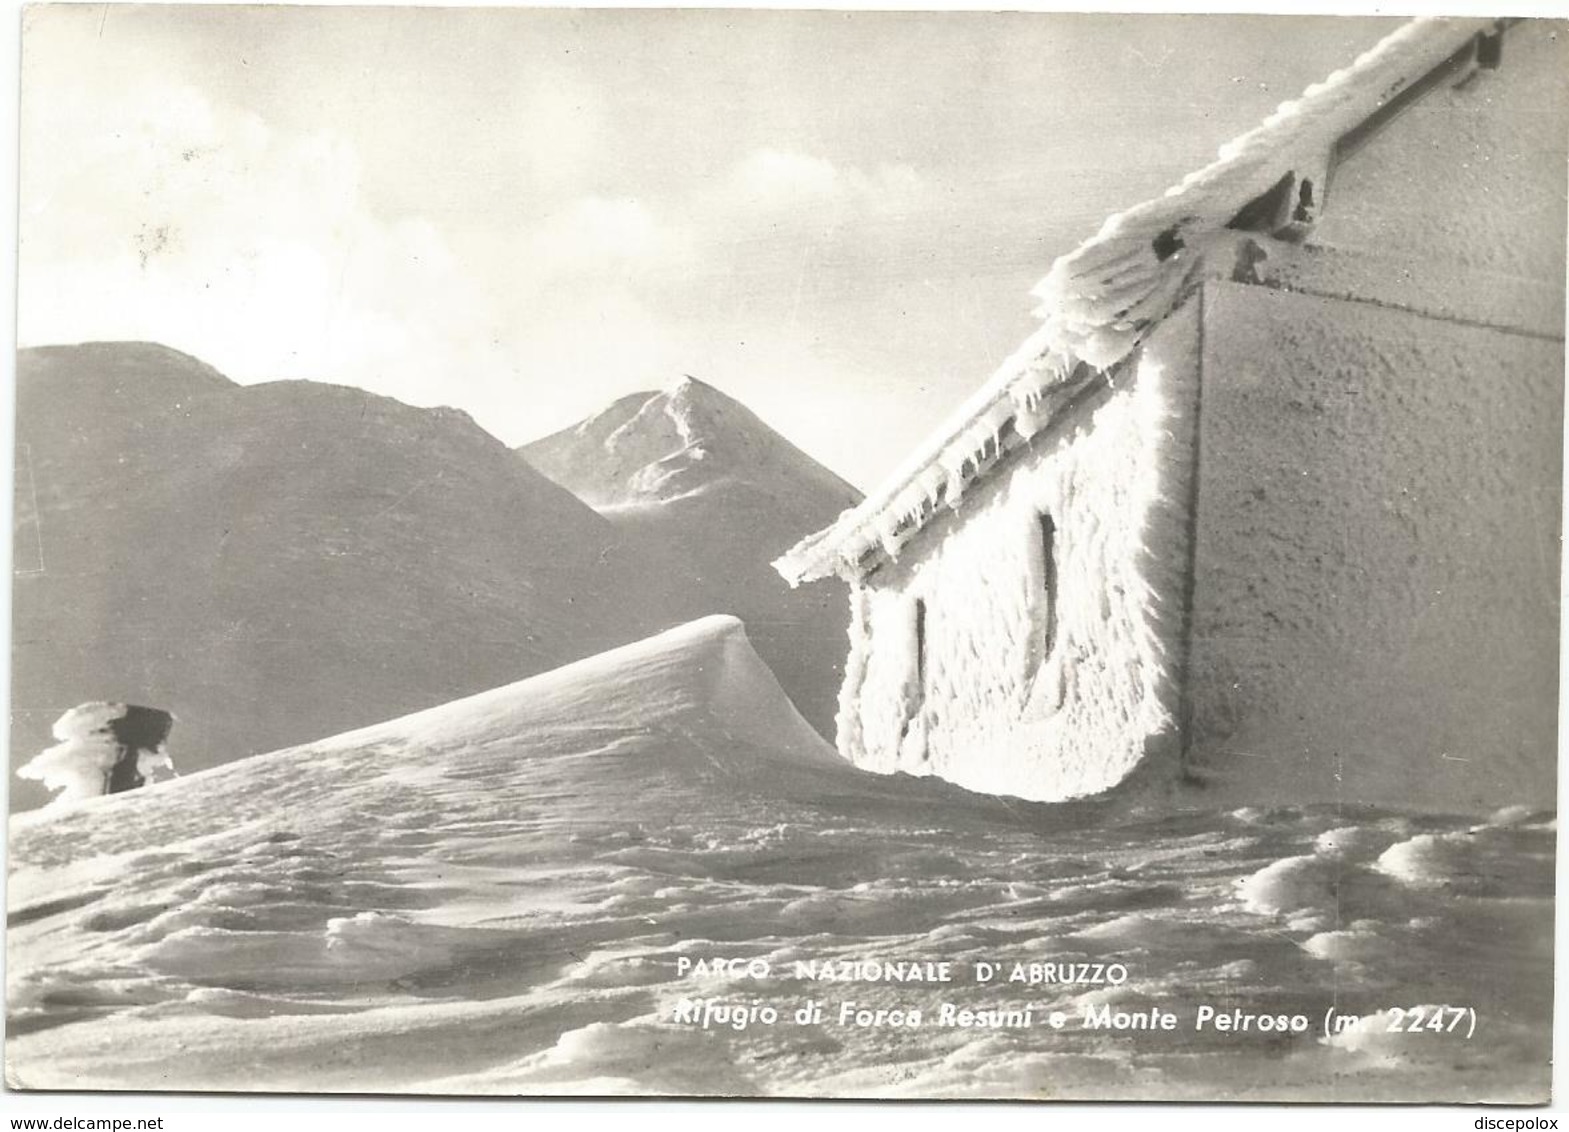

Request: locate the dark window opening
(1152, 226), (1185, 262)
(1039, 512), (1058, 659)
(1477, 29), (1503, 69)
(1227, 170), (1296, 233)
(1293, 179), (1316, 224)
(900, 598), (928, 742)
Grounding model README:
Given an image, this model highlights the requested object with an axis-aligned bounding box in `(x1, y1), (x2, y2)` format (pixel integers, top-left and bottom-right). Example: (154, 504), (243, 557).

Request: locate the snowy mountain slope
(6, 617), (1552, 1100)
(11, 343), (645, 810)
(524, 376), (860, 511)
(521, 377), (862, 736)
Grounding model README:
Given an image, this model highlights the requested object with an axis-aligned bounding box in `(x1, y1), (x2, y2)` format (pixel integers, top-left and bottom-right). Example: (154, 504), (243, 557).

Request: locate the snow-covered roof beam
(774, 16), (1507, 588)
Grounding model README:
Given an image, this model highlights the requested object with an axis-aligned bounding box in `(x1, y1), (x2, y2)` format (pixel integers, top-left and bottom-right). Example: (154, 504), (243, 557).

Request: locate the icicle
(874, 511), (903, 560)
(945, 468), (966, 510)
(919, 465), (947, 511)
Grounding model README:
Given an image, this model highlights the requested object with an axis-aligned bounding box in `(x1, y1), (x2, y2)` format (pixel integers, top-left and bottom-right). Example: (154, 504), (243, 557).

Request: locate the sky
(17, 5), (1411, 489)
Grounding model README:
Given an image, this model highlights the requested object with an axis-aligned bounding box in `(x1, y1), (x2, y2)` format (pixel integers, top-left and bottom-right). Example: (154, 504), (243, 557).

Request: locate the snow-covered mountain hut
(775, 17), (1565, 811)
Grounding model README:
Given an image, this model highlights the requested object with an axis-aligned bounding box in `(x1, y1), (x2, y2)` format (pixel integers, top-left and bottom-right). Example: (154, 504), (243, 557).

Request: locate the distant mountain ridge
(11, 343), (643, 810)
(11, 346), (861, 810)
(523, 375), (861, 511)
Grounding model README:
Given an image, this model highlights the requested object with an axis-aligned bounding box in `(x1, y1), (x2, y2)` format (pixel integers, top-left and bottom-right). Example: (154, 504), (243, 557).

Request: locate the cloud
(730, 148), (841, 206)
(474, 146), (946, 459)
(524, 196), (692, 282)
(706, 147), (932, 275)
(514, 74), (605, 189)
(725, 147), (926, 217)
(507, 286), (693, 400)
(17, 65), (724, 451)
(19, 80), (523, 422)
(18, 69), (946, 480)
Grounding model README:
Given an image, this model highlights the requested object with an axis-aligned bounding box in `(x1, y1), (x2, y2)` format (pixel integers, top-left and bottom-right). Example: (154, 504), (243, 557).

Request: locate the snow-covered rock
(16, 703), (176, 802)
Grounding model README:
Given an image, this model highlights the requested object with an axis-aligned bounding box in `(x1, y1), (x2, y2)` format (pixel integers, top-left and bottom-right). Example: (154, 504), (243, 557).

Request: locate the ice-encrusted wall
(1179, 27), (1567, 811)
(837, 303), (1202, 802)
(1310, 20), (1569, 307)
(1185, 282), (1562, 810)
(828, 20), (1563, 809)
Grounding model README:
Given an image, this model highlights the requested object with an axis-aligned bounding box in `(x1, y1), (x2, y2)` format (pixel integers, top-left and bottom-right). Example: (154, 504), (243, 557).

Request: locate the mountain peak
(17, 341), (237, 416)
(522, 379), (860, 513)
(20, 341), (233, 378)
(657, 373), (745, 425)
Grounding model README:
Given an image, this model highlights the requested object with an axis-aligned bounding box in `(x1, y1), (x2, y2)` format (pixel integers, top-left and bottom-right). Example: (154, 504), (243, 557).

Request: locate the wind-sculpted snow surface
(6, 619), (1552, 1100)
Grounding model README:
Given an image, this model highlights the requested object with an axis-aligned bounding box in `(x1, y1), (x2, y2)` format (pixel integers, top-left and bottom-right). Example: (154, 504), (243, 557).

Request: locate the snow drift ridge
(10, 615), (845, 855)
(311, 613), (843, 768)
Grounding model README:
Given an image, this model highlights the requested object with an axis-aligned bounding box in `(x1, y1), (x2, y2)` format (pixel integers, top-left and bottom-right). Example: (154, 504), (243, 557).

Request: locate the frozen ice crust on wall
(836, 306), (1201, 803)
(1184, 284), (1562, 810)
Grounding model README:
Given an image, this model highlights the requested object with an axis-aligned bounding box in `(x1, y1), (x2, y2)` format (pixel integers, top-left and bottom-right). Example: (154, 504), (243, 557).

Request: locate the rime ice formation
(831, 312), (1200, 803)
(776, 16), (1494, 588)
(16, 703), (175, 803)
(775, 17), (1562, 809)
(1027, 17), (1496, 368)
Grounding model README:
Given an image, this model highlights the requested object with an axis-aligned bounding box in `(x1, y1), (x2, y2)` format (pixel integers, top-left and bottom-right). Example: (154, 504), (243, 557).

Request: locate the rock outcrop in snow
(16, 703), (176, 803)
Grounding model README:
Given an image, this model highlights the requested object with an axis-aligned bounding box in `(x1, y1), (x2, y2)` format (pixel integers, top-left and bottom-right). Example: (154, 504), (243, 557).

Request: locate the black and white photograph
(4, 2), (1565, 1108)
